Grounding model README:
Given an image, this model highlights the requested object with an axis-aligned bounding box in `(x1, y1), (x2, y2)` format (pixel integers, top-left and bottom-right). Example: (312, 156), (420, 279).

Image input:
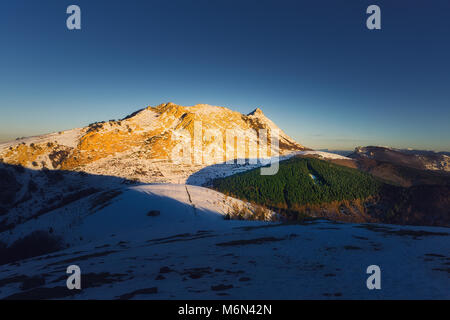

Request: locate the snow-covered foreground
(0, 184), (272, 247)
(0, 184), (448, 300)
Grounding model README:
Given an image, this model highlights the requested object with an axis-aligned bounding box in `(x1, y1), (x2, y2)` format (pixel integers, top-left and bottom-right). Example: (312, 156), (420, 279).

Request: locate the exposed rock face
(0, 103), (305, 183)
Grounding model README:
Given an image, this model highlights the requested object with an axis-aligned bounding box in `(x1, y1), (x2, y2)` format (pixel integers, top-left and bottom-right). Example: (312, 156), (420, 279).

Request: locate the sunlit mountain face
(0, 103), (305, 184)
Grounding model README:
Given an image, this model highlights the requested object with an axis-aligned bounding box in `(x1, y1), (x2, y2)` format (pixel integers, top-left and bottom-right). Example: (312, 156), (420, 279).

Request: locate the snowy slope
(0, 128), (83, 150)
(296, 150), (353, 160)
(0, 184), (272, 248)
(0, 186), (448, 299)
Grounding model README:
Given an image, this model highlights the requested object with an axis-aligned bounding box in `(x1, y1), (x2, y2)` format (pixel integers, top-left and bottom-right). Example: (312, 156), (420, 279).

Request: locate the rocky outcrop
(0, 103), (306, 183)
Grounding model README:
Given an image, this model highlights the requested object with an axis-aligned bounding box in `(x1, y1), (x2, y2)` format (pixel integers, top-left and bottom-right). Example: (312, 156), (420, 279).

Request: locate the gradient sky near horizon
(0, 0), (449, 151)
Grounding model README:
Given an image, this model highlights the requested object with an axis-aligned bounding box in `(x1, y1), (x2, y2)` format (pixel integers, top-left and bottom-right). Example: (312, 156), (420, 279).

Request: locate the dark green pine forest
(212, 157), (381, 209)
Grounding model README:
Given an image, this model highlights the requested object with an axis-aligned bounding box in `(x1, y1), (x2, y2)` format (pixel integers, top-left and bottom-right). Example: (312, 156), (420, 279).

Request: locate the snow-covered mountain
(0, 102), (355, 246)
(0, 103), (306, 185)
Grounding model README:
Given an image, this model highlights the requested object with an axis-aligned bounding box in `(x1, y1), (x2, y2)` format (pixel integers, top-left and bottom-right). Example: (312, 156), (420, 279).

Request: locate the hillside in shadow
(1, 163), (209, 265)
(197, 157), (450, 227)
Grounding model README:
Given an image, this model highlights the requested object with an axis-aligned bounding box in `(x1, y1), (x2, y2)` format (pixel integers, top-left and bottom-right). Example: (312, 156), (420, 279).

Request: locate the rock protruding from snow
(247, 107), (264, 116)
(0, 103), (306, 183)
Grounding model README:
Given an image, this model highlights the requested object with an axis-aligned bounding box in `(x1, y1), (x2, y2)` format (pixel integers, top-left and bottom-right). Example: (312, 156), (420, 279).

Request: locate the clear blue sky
(0, 0), (449, 151)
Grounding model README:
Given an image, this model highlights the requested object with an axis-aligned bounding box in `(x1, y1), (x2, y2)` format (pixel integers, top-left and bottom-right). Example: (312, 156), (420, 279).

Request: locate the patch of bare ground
(355, 224), (449, 238)
(34, 252), (69, 261)
(46, 250), (118, 267)
(159, 266), (174, 274)
(343, 245), (362, 250)
(432, 267), (450, 274)
(424, 253), (446, 258)
(145, 231), (215, 246)
(323, 292), (343, 297)
(3, 286), (79, 300)
(82, 272), (128, 287)
(239, 277), (251, 282)
(225, 270), (245, 275)
(95, 244), (110, 249)
(215, 237), (284, 247)
(422, 253), (450, 274)
(298, 262), (325, 271)
(182, 267), (212, 279)
(117, 287), (158, 300)
(211, 284), (233, 291)
(146, 233), (216, 246)
(353, 235), (369, 240)
(147, 233), (192, 242)
(388, 229), (449, 238)
(146, 210), (160, 216)
(0, 274), (31, 287)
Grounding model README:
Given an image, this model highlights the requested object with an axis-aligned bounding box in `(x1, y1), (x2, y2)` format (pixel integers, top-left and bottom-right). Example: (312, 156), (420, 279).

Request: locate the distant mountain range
(350, 146), (450, 172)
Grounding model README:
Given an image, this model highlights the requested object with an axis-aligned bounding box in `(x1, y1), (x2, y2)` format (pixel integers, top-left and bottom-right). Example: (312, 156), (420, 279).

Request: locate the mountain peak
(0, 102), (306, 176)
(248, 107), (264, 116)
